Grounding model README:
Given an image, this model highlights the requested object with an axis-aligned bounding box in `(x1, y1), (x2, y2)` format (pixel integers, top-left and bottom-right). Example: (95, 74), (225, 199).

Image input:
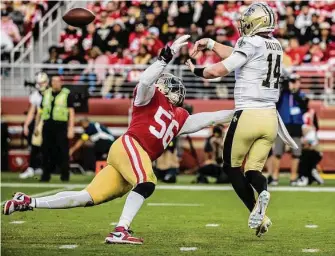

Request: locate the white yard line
(180, 247), (198, 251)
(302, 249), (320, 253)
(2, 183), (335, 192)
(59, 245), (78, 249)
(305, 225), (318, 228)
(147, 203), (203, 207)
(10, 221), (25, 224)
(206, 224), (220, 227)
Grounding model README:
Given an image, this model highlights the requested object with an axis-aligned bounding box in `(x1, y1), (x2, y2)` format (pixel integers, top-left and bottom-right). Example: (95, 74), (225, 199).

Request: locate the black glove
(158, 45), (173, 64)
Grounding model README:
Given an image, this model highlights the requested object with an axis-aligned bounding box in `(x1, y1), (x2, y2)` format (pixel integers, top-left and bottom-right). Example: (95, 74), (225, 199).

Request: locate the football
(62, 8), (95, 27)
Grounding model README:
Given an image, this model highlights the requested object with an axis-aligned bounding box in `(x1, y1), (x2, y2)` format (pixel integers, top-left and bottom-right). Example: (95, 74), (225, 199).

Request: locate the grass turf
(1, 172), (335, 256)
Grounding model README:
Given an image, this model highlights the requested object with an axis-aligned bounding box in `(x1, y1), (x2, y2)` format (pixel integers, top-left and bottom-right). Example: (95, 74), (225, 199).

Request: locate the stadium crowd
(54, 0), (334, 66)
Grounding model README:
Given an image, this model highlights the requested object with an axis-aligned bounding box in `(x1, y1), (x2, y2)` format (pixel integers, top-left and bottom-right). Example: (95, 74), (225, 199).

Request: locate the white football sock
(33, 190), (93, 209)
(117, 191), (145, 230)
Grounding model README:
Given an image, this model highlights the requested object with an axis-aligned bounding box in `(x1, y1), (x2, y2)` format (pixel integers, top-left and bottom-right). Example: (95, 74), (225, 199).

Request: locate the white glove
(170, 34), (190, 55)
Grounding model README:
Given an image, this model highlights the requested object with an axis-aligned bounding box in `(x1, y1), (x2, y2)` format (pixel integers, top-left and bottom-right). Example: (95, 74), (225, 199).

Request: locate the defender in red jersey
(3, 35), (234, 245)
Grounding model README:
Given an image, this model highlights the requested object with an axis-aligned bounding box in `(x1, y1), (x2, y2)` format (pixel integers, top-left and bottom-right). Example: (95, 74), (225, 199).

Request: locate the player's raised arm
(134, 35), (190, 106)
(178, 110), (234, 136)
(190, 38), (233, 60)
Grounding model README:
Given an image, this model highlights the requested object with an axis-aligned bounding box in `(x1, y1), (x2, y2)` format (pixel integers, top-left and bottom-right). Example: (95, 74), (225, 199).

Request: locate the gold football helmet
(239, 2), (275, 36)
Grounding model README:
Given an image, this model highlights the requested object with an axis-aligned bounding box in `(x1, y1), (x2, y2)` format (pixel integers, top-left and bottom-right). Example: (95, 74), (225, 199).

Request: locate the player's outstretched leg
(105, 182), (155, 245)
(224, 164), (256, 213)
(3, 190), (93, 215)
(246, 170), (271, 230)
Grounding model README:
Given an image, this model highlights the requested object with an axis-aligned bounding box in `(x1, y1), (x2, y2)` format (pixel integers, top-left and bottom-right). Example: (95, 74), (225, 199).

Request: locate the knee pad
(133, 182), (155, 199)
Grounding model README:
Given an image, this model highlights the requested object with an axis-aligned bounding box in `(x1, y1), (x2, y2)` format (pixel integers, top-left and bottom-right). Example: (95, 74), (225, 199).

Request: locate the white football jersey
(233, 35), (283, 110)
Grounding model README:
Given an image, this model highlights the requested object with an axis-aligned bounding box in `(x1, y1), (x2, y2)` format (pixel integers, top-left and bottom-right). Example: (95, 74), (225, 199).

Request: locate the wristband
(194, 68), (205, 78)
(206, 39), (215, 50)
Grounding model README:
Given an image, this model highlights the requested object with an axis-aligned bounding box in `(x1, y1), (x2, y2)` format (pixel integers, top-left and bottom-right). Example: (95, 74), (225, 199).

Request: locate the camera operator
(20, 72), (49, 179)
(70, 118), (115, 171)
(271, 73), (308, 186)
(196, 124), (229, 184)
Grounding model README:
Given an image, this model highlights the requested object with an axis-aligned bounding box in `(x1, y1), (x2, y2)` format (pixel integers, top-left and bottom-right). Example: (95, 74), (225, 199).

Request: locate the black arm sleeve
(293, 91), (308, 112)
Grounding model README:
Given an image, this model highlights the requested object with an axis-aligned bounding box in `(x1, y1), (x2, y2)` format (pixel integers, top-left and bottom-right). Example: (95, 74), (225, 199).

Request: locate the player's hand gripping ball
(62, 8), (95, 27)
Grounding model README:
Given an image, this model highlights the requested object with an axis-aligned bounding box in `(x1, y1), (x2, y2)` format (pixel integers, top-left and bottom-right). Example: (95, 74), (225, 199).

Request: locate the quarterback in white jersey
(187, 2), (297, 237)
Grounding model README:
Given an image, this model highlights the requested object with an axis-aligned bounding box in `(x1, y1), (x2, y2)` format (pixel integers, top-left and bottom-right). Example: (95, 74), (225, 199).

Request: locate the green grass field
(1, 172), (335, 256)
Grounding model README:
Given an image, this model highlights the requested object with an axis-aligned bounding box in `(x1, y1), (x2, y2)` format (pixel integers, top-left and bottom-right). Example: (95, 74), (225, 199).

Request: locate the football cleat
(255, 215), (272, 237)
(248, 191), (270, 229)
(3, 192), (33, 215)
(105, 226), (143, 245)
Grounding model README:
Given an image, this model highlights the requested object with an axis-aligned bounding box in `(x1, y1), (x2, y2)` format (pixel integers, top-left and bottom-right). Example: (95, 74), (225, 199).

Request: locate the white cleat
(248, 191), (270, 229)
(19, 167), (35, 179)
(255, 216), (272, 237)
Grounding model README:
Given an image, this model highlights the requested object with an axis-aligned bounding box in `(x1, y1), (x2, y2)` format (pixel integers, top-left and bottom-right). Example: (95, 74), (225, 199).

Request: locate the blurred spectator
(297, 100), (324, 186)
(285, 38), (309, 65)
(161, 20), (177, 44)
(0, 29), (14, 63)
(295, 5), (312, 37)
(63, 45), (87, 77)
(80, 23), (96, 56)
(304, 13), (320, 43)
(175, 1), (194, 28)
(63, 45), (87, 65)
(92, 11), (113, 53)
(202, 19), (216, 39)
(102, 48), (132, 98)
(81, 47), (109, 90)
(42, 46), (62, 76)
(1, 10), (21, 44)
(59, 25), (82, 56)
(129, 23), (148, 53)
(215, 28), (233, 47)
(143, 27), (164, 56)
(302, 38), (324, 63)
(319, 22), (332, 52)
(134, 45), (151, 65)
(271, 74), (309, 186)
(173, 46), (195, 65)
(108, 21), (128, 52)
(196, 125), (229, 184)
(189, 23), (201, 42)
(286, 15), (301, 41)
(197, 50), (221, 66)
(43, 46), (62, 64)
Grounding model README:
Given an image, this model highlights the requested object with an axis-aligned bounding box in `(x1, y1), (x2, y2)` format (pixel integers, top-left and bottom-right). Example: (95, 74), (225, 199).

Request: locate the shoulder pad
(61, 88), (70, 94)
(238, 36), (263, 47)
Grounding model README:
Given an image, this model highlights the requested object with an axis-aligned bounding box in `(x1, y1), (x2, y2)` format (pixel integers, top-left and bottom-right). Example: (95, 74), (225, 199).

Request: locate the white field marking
(180, 247), (198, 251)
(1, 188), (71, 204)
(205, 224), (219, 227)
(302, 249), (320, 253)
(2, 183), (335, 192)
(59, 245), (78, 249)
(10, 221), (25, 224)
(110, 222), (118, 226)
(305, 225), (319, 228)
(147, 203), (203, 207)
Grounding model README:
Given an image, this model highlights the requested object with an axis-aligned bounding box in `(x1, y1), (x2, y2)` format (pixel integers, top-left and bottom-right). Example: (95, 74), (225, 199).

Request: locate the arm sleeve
(178, 110), (234, 136)
(221, 51), (248, 73)
(134, 60), (167, 107)
(314, 113), (319, 131)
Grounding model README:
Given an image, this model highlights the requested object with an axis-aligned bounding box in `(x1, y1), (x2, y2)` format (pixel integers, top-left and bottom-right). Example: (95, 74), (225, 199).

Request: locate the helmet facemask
(156, 73), (186, 107)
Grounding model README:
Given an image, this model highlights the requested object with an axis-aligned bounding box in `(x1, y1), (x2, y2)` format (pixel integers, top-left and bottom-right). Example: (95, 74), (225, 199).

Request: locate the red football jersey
(126, 88), (189, 161)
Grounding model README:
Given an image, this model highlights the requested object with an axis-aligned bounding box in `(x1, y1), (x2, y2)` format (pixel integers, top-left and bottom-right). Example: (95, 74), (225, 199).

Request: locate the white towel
(277, 111), (299, 149)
